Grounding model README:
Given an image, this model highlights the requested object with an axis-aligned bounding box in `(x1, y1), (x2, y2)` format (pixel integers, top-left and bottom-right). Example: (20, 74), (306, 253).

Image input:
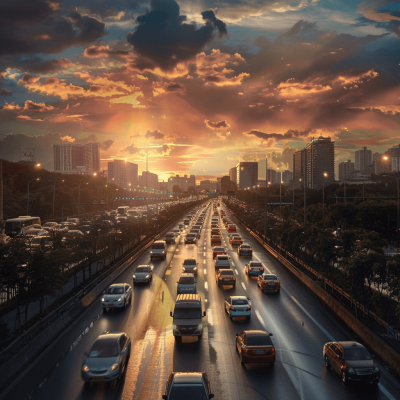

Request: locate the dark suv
(162, 372), (214, 399)
(323, 341), (380, 384)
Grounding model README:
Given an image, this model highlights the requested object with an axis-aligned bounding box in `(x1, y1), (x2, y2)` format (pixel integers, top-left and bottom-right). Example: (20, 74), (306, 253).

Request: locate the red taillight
(260, 268), (263, 271)
(246, 305), (251, 311)
(230, 306), (235, 311)
(233, 276), (236, 280)
(271, 347), (275, 355)
(219, 277), (223, 280)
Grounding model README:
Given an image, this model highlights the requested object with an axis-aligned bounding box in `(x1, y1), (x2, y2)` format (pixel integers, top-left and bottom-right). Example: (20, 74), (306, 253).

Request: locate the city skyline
(1, 1), (400, 180)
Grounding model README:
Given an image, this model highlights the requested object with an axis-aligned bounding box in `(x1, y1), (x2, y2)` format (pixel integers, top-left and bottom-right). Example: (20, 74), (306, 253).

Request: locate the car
(162, 372), (214, 399)
(236, 330), (275, 365)
(211, 235), (222, 245)
(257, 273), (280, 293)
(212, 246), (226, 259)
(150, 240), (167, 260)
(172, 228), (180, 237)
(229, 233), (241, 243)
(224, 296), (251, 319)
(177, 273), (196, 294)
(211, 228), (220, 236)
(101, 284), (132, 310)
(190, 228), (201, 238)
(216, 269), (236, 287)
(185, 233), (197, 244)
(178, 223), (185, 231)
(245, 261), (264, 276)
(132, 265), (153, 284)
(323, 341), (380, 384)
(231, 236), (243, 246)
(81, 332), (131, 389)
(165, 232), (176, 244)
(215, 254), (231, 270)
(182, 258), (198, 274)
(42, 222), (58, 231)
(238, 243), (252, 256)
(29, 235), (51, 250)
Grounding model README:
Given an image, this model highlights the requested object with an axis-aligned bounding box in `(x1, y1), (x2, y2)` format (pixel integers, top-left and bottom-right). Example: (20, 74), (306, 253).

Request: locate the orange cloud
(2, 100), (55, 112)
(277, 77), (332, 98)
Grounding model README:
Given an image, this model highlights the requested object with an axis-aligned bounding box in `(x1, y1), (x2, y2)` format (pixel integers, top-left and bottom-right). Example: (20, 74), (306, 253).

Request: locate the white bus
(5, 216), (42, 237)
(117, 206), (130, 216)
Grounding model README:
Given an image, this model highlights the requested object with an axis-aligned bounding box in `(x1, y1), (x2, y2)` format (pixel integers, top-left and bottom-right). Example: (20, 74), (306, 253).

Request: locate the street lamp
(322, 172), (328, 218)
(384, 175), (400, 248)
(27, 178), (40, 215)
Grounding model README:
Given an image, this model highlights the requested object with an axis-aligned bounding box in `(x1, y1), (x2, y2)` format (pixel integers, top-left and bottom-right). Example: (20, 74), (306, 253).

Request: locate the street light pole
(264, 157), (268, 242)
(323, 172), (328, 218)
(344, 181), (346, 205)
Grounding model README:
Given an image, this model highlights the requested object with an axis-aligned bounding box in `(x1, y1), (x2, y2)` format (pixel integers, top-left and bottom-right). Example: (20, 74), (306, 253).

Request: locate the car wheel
(103, 308), (107, 313)
(342, 371), (346, 384)
(325, 356), (330, 369)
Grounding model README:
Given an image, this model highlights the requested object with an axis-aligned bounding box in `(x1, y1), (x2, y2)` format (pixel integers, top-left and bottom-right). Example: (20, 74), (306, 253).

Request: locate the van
(150, 240), (167, 260)
(170, 294), (206, 341)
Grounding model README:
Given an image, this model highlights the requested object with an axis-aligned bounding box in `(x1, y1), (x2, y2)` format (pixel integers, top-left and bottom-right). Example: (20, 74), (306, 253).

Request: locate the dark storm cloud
(126, 0), (227, 70)
(145, 130), (164, 140)
(166, 83), (184, 92)
(123, 144), (140, 155)
(205, 119), (230, 130)
(100, 139), (115, 151)
(245, 128), (315, 142)
(283, 20), (317, 38)
(84, 45), (130, 58)
(0, 2), (107, 57)
(0, 88), (13, 96)
(8, 57), (74, 74)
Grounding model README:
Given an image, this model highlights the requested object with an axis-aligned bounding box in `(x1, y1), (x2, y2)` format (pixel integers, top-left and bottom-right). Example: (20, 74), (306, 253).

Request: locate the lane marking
(205, 299), (208, 303)
(241, 282), (247, 291)
(203, 259), (206, 264)
(204, 269), (207, 274)
(291, 296), (335, 341)
(255, 310), (266, 329)
(235, 269), (238, 275)
(207, 308), (213, 325)
(378, 384), (397, 400)
(203, 252), (206, 256)
(231, 262), (235, 267)
(205, 282), (208, 291)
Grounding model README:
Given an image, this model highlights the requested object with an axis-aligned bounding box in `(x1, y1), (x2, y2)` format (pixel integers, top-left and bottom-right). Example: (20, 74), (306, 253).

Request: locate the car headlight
(374, 366), (379, 372)
(101, 297), (105, 302)
(161, 250), (165, 254)
(183, 266), (186, 270)
(145, 274), (150, 278)
(193, 266), (197, 270)
(348, 367), (354, 373)
(118, 297), (122, 301)
(109, 363), (119, 372)
(82, 365), (89, 372)
(150, 251), (153, 254)
(132, 275), (136, 279)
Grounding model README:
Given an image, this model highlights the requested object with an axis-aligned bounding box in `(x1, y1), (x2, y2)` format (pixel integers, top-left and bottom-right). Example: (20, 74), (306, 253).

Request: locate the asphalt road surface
(5, 202), (400, 400)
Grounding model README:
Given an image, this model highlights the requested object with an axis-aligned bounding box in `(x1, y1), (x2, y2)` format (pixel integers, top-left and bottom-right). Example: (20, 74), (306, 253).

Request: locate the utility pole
(264, 157), (268, 242)
(304, 149), (307, 224)
(0, 161), (3, 233)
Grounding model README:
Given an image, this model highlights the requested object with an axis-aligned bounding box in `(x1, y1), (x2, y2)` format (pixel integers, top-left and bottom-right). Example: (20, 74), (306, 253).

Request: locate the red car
(227, 224), (237, 232)
(212, 246), (226, 259)
(238, 243), (252, 256)
(211, 235), (222, 245)
(257, 273), (280, 293)
(236, 330), (275, 365)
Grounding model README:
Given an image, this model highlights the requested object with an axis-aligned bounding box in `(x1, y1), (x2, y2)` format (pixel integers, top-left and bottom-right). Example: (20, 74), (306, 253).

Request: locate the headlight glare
(118, 297), (122, 301)
(132, 274), (136, 278)
(82, 365), (89, 372)
(109, 363), (119, 371)
(101, 297), (105, 302)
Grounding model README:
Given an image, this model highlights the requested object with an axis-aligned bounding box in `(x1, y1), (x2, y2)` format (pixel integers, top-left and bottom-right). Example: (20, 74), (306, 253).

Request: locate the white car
(101, 284), (132, 311)
(224, 296), (251, 320)
(182, 258), (198, 274)
(133, 265), (153, 284)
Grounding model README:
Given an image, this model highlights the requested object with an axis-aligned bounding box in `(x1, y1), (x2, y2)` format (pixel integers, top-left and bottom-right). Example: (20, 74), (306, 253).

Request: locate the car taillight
(219, 277), (223, 280)
(246, 305), (251, 311)
(230, 306), (235, 311)
(233, 276), (236, 280)
(271, 347), (275, 355)
(260, 268), (263, 271)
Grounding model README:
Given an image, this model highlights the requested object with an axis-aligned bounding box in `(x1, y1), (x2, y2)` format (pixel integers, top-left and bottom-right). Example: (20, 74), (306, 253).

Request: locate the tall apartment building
(375, 152), (392, 175)
(293, 149), (306, 185)
(282, 170), (292, 185)
(139, 171), (158, 191)
(229, 167), (237, 184)
(167, 174), (196, 192)
(266, 169), (276, 184)
(355, 146), (372, 174)
(236, 162), (258, 190)
(338, 160), (355, 181)
(107, 160), (138, 189)
(199, 180), (218, 192)
(390, 144), (400, 172)
(53, 142), (100, 175)
(305, 136), (335, 189)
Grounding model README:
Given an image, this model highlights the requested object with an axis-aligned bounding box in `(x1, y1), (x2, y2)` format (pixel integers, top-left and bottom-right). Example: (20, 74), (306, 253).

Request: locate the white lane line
(231, 262), (235, 267)
(255, 310), (266, 329)
(291, 296), (336, 342)
(203, 252), (206, 256)
(378, 384), (397, 400)
(235, 269), (238, 275)
(204, 269), (207, 274)
(241, 282), (247, 291)
(203, 259), (206, 264)
(204, 246), (206, 250)
(205, 282), (208, 291)
(207, 308), (213, 325)
(205, 299), (208, 303)
(253, 253), (271, 273)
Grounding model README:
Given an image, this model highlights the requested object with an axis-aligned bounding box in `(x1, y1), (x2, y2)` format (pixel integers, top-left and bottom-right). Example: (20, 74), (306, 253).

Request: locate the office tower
(107, 160), (138, 189)
(221, 176), (237, 193)
(282, 170), (292, 185)
(305, 136), (335, 189)
(355, 146), (372, 174)
(139, 171), (158, 191)
(293, 149), (306, 186)
(229, 167), (237, 184)
(266, 169), (277, 184)
(338, 160), (354, 181)
(167, 175), (196, 192)
(375, 152), (392, 175)
(236, 162), (258, 190)
(390, 144), (400, 172)
(53, 142), (100, 174)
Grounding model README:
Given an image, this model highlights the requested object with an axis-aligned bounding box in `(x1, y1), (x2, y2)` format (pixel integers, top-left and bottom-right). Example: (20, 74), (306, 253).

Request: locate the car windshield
(232, 299), (248, 305)
(221, 270), (234, 275)
(179, 276), (195, 284)
(106, 286), (124, 294)
(174, 308), (202, 319)
(152, 243), (165, 249)
(89, 338), (119, 358)
(169, 385), (207, 400)
(184, 259), (196, 265)
(217, 256), (228, 260)
(345, 348), (372, 361)
(166, 233), (174, 237)
(187, 234), (196, 238)
(250, 262), (262, 267)
(214, 247), (224, 251)
(247, 335), (272, 346)
(263, 275), (277, 280)
(136, 267), (149, 273)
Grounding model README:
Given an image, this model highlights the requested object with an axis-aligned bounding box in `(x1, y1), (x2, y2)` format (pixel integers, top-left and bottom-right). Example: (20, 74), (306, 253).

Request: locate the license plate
(243, 251), (248, 254)
(254, 350), (264, 354)
(268, 282), (275, 286)
(109, 303), (115, 305)
(92, 377), (104, 382)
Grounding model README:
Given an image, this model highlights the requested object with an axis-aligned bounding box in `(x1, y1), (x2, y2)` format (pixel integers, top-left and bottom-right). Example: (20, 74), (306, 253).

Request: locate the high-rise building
(167, 175), (196, 192)
(375, 152), (392, 175)
(107, 160), (138, 189)
(221, 176), (237, 193)
(53, 142), (100, 174)
(355, 146), (372, 174)
(293, 149), (306, 186)
(282, 170), (292, 185)
(199, 180), (218, 192)
(236, 162), (258, 190)
(338, 160), (354, 181)
(390, 144), (400, 172)
(305, 136), (335, 189)
(266, 169), (277, 184)
(139, 171), (158, 191)
(229, 167), (237, 184)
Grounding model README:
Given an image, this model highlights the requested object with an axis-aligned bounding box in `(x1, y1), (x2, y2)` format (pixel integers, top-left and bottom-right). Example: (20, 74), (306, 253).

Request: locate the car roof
(173, 372), (204, 383)
(109, 283), (125, 288)
(230, 295), (248, 300)
(180, 273), (195, 277)
(338, 341), (365, 349)
(97, 332), (123, 341)
(244, 330), (270, 337)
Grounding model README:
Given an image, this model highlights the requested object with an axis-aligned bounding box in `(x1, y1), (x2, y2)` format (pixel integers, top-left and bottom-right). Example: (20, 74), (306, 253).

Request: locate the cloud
(0, 88), (12, 96)
(152, 81), (185, 96)
(2, 100), (55, 112)
(244, 128), (315, 145)
(100, 139), (116, 151)
(123, 143), (140, 155)
(205, 119), (230, 130)
(126, 0), (227, 70)
(16, 115), (43, 122)
(216, 131), (231, 140)
(84, 45), (130, 58)
(145, 129), (165, 140)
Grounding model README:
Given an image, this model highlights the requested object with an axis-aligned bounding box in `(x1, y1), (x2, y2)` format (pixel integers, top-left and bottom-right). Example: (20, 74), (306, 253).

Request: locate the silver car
(177, 273), (196, 295)
(133, 265), (153, 284)
(81, 332), (131, 389)
(101, 284), (132, 311)
(182, 258), (198, 274)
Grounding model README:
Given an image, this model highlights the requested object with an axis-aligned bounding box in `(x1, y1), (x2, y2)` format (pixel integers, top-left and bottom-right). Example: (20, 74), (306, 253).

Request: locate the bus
(5, 216), (42, 237)
(117, 206), (130, 216)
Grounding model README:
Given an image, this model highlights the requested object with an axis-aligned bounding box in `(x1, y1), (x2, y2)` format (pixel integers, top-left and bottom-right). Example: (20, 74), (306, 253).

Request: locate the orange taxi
(257, 273), (280, 294)
(211, 235), (222, 245)
(227, 224), (237, 232)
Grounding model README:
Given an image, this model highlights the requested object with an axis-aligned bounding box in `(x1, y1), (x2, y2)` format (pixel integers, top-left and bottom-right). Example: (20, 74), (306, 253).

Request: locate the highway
(5, 201), (400, 400)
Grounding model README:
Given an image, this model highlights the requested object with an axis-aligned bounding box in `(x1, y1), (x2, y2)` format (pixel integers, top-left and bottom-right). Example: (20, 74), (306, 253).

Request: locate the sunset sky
(1, 0), (400, 181)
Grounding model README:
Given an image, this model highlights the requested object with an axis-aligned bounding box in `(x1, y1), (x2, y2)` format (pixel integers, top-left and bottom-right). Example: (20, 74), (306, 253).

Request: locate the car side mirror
(209, 395), (214, 399)
(268, 333), (273, 336)
(84, 351), (89, 356)
(203, 311), (206, 317)
(170, 312), (173, 317)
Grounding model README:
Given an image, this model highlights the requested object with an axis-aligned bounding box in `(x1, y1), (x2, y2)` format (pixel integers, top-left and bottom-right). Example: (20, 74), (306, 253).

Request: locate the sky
(1, 0), (400, 181)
